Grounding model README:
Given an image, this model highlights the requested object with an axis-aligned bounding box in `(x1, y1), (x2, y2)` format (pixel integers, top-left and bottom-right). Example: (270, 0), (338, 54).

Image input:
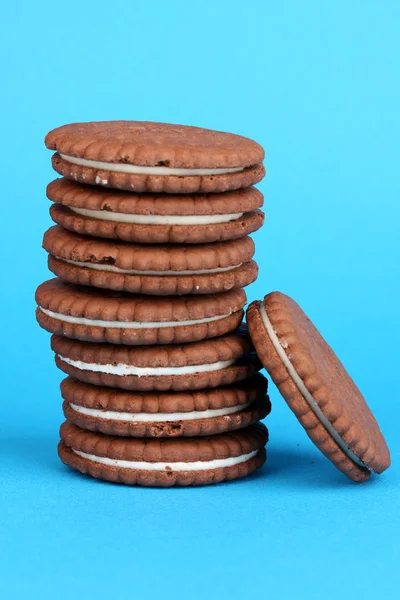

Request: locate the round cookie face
(47, 179), (265, 244)
(45, 121), (265, 194)
(61, 374), (271, 437)
(51, 328), (262, 392)
(58, 421), (269, 486)
(247, 293), (391, 482)
(36, 279), (246, 345)
(43, 226), (258, 295)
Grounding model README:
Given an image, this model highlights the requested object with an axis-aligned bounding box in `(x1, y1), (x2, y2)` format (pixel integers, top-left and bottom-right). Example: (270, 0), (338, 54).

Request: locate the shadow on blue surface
(266, 442), (382, 490)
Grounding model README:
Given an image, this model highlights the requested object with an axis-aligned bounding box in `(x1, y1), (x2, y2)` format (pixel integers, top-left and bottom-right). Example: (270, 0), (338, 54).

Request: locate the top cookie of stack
(46, 121), (265, 194)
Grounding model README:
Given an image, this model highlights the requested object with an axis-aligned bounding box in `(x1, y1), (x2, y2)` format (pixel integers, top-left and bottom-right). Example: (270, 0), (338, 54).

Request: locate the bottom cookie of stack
(59, 420), (269, 487)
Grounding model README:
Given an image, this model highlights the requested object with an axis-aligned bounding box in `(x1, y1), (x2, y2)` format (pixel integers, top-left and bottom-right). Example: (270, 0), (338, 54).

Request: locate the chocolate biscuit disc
(43, 226), (258, 295)
(47, 178), (265, 244)
(51, 328), (262, 392)
(36, 278), (246, 345)
(61, 374), (271, 436)
(59, 420), (269, 486)
(45, 121), (265, 193)
(247, 293), (390, 482)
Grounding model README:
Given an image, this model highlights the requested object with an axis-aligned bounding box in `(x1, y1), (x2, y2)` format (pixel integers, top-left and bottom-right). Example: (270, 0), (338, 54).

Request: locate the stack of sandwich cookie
(37, 120), (270, 486)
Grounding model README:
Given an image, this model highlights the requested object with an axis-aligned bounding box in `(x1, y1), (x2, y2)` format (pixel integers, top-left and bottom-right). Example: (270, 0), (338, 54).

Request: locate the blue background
(1, 1), (399, 597)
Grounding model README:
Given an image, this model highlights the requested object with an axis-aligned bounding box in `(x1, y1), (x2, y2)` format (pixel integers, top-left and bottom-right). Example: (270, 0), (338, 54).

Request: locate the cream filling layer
(71, 448), (258, 471)
(70, 207), (244, 225)
(39, 306), (231, 329)
(56, 257), (242, 276)
(59, 153), (244, 177)
(58, 355), (236, 377)
(259, 304), (366, 469)
(69, 401), (251, 422)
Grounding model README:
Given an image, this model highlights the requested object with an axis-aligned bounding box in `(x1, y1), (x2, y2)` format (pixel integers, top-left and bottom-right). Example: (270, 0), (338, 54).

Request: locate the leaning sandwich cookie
(47, 178), (265, 244)
(247, 292), (390, 482)
(35, 279), (247, 345)
(43, 226), (258, 296)
(60, 374), (271, 437)
(58, 421), (269, 486)
(51, 326), (262, 392)
(45, 121), (265, 194)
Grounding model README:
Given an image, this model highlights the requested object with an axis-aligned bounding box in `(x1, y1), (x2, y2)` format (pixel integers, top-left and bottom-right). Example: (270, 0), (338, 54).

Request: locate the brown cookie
(247, 293), (391, 482)
(43, 226), (258, 295)
(47, 178), (265, 244)
(36, 279), (246, 345)
(51, 327), (262, 392)
(45, 121), (265, 194)
(58, 420), (268, 486)
(61, 374), (271, 437)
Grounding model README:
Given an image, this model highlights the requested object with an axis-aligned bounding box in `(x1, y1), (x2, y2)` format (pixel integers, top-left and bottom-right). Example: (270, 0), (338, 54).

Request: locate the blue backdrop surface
(1, 1), (399, 598)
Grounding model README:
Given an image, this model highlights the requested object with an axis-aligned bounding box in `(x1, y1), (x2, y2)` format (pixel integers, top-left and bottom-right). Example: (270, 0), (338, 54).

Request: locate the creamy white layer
(39, 306), (232, 329)
(57, 355), (236, 377)
(59, 154), (244, 177)
(259, 303), (366, 469)
(72, 448), (258, 471)
(69, 401), (251, 422)
(70, 207), (244, 225)
(56, 257), (242, 276)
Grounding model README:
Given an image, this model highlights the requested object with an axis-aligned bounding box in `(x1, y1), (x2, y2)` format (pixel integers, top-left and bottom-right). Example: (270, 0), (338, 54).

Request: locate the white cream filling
(69, 401), (251, 422)
(59, 153), (244, 177)
(56, 257), (242, 276)
(39, 306), (231, 329)
(58, 355), (236, 377)
(259, 304), (366, 469)
(72, 448), (258, 471)
(70, 207), (244, 225)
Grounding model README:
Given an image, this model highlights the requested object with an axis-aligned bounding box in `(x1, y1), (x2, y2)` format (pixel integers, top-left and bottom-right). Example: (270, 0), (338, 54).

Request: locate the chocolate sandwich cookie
(43, 226), (258, 295)
(47, 179), (264, 244)
(247, 293), (391, 482)
(45, 121), (265, 194)
(36, 279), (246, 345)
(51, 327), (261, 392)
(58, 421), (268, 486)
(61, 374), (271, 437)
